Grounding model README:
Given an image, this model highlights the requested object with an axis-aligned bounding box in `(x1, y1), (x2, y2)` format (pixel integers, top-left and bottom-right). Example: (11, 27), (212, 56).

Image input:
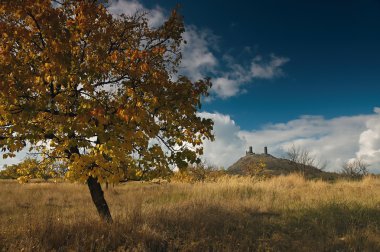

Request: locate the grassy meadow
(1, 174), (380, 251)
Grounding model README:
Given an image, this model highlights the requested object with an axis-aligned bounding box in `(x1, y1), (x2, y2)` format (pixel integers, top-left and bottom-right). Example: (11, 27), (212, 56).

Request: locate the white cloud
(209, 54), (289, 98)
(356, 107), (380, 167)
(251, 54), (289, 79)
(200, 109), (380, 173)
(239, 115), (371, 172)
(108, 0), (165, 27)
(198, 112), (246, 168)
(212, 77), (240, 99)
(180, 26), (219, 81)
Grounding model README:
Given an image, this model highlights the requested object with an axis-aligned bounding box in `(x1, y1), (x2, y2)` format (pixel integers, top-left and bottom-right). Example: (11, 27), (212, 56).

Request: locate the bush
(341, 159), (369, 179)
(171, 163), (226, 183)
(241, 159), (267, 180)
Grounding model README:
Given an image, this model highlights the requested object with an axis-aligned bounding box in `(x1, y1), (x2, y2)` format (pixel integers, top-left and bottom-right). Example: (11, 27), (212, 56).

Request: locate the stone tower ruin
(246, 146), (254, 155)
(246, 146), (269, 155)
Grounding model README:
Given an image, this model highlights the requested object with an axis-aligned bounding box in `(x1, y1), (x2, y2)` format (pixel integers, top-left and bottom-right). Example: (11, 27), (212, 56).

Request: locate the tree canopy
(0, 0), (214, 221)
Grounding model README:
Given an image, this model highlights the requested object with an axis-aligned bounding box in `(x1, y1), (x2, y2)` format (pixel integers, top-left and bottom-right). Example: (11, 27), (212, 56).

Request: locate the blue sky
(2, 0), (380, 172)
(124, 0), (380, 171)
(149, 0), (380, 129)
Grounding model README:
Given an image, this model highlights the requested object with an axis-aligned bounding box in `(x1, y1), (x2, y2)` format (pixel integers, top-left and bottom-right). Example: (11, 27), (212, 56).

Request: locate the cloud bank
(3, 109), (379, 173)
(200, 108), (380, 173)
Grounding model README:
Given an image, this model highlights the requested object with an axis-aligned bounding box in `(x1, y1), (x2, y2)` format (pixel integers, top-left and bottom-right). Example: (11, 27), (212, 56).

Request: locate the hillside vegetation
(228, 153), (341, 180)
(1, 174), (380, 251)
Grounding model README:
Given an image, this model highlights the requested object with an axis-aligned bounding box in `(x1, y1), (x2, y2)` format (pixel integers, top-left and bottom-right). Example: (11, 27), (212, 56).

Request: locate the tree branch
(26, 11), (46, 49)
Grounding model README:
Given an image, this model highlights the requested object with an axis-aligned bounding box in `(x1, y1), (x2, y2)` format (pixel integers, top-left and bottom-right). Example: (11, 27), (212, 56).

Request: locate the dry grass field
(1, 174), (380, 251)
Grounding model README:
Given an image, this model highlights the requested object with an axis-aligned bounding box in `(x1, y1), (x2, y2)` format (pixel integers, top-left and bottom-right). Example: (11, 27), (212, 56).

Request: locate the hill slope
(228, 153), (339, 180)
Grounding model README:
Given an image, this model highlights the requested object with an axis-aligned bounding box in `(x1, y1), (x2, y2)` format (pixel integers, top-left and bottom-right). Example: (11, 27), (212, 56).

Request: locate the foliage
(241, 159), (267, 179)
(0, 158), (63, 182)
(171, 163), (226, 183)
(0, 0), (213, 185)
(0, 164), (19, 179)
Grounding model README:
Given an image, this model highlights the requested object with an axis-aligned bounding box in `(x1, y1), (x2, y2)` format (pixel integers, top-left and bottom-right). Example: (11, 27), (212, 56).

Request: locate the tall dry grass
(1, 174), (380, 251)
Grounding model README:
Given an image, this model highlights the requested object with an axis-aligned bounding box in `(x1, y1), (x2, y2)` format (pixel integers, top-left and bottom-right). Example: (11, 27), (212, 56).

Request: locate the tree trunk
(87, 176), (113, 223)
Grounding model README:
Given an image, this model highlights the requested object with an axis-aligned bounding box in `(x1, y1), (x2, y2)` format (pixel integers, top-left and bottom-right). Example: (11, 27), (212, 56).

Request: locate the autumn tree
(0, 0), (213, 222)
(0, 157), (63, 182)
(0, 164), (19, 179)
(171, 162), (226, 183)
(242, 159), (267, 179)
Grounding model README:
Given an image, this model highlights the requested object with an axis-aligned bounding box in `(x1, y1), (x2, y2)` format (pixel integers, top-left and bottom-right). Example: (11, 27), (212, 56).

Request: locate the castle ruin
(246, 146), (268, 156)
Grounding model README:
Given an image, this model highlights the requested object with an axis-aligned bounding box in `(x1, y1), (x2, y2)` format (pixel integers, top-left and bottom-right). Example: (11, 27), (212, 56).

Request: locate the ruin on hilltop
(228, 146), (339, 180)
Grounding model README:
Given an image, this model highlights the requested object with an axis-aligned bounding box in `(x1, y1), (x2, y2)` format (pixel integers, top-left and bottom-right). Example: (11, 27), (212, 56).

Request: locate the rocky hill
(227, 148), (340, 180)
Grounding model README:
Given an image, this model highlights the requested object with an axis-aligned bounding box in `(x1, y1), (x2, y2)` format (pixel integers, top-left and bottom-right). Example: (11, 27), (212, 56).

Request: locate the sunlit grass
(1, 174), (380, 251)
